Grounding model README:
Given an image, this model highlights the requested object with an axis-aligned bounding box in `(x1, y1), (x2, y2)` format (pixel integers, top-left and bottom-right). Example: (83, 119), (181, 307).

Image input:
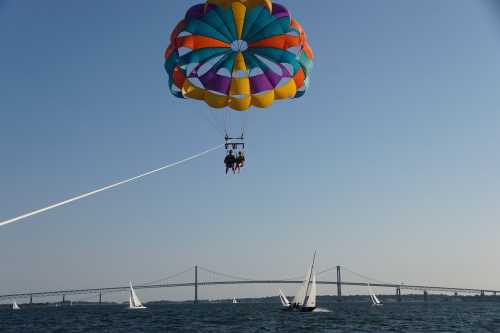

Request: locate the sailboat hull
(283, 305), (316, 312)
(300, 306), (316, 312)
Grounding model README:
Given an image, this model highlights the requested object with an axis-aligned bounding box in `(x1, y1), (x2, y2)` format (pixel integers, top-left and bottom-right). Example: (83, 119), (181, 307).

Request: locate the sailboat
(232, 297), (238, 304)
(12, 300), (20, 310)
(286, 251), (318, 312)
(368, 283), (383, 306)
(128, 282), (147, 309)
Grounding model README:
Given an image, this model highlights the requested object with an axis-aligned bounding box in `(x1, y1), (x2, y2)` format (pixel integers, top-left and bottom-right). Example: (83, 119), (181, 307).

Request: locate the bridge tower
(396, 287), (402, 302)
(62, 295), (65, 305)
(30, 294), (33, 305)
(423, 290), (428, 302)
(99, 292), (102, 305)
(336, 266), (342, 300)
(194, 265), (198, 304)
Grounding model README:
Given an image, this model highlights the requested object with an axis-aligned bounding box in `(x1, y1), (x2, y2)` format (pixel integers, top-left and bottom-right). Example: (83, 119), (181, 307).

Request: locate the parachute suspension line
(240, 111), (249, 142)
(186, 108), (225, 137)
(201, 110), (225, 137)
(224, 109), (232, 139)
(0, 144), (225, 228)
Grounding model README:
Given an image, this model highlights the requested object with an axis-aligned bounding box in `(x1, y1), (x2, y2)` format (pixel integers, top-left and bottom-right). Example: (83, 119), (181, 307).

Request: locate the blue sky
(1, 0), (500, 302)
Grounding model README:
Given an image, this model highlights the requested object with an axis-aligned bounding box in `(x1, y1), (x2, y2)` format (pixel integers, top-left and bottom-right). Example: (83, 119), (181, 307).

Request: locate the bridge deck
(1, 280), (498, 301)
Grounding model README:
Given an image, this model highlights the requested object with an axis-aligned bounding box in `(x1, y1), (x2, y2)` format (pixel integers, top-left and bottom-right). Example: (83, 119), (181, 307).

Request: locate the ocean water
(1, 302), (500, 332)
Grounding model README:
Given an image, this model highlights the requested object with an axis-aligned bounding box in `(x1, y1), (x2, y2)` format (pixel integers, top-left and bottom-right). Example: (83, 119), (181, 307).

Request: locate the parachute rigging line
(0, 144), (225, 228)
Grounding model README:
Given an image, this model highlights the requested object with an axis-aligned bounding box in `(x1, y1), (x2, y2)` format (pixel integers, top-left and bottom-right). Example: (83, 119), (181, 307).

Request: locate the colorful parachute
(164, 0), (314, 111)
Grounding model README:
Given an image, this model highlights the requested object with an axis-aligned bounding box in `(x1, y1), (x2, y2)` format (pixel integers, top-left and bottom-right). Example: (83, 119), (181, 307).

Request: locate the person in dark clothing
(235, 151), (246, 173)
(224, 150), (236, 174)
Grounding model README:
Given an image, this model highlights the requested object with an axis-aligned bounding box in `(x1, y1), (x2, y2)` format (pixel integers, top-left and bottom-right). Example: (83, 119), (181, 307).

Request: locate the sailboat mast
(302, 251), (317, 307)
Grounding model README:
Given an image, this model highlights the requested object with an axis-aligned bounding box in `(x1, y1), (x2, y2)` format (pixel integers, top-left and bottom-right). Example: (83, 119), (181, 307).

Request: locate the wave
(313, 308), (331, 313)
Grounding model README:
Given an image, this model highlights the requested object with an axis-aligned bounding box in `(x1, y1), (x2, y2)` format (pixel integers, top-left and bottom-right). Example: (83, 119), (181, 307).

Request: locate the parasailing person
(163, 0), (314, 172)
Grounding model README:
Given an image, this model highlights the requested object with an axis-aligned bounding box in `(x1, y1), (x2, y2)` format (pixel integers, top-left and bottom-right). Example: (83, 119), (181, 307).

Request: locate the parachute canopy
(164, 0), (314, 111)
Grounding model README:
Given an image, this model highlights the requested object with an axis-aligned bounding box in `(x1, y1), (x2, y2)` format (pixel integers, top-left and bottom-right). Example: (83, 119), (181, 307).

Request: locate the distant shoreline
(2, 294), (499, 308)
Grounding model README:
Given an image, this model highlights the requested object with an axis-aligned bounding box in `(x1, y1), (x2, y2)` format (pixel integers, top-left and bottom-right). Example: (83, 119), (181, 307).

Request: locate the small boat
(129, 282), (147, 309)
(12, 300), (20, 311)
(368, 283), (383, 306)
(232, 297), (238, 304)
(284, 251), (318, 312)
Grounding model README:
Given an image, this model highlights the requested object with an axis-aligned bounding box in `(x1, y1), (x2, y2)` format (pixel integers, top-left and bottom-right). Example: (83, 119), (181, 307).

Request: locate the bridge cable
(340, 265), (393, 285)
(316, 266), (339, 277)
(198, 266), (312, 283)
(280, 274), (307, 281)
(197, 266), (256, 282)
(141, 266), (196, 286)
(0, 144), (225, 228)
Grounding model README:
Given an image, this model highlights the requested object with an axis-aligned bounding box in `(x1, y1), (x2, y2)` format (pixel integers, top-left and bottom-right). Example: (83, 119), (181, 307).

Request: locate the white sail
(287, 251), (318, 311)
(305, 273), (317, 308)
(278, 289), (290, 307)
(293, 252), (317, 306)
(12, 301), (20, 310)
(368, 284), (382, 305)
(292, 269), (310, 306)
(129, 282), (146, 309)
(232, 297), (238, 304)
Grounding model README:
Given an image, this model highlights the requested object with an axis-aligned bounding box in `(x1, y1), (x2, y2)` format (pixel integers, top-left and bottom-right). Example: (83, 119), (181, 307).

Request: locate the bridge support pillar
(396, 288), (401, 302)
(99, 292), (102, 305)
(194, 265), (198, 304)
(423, 290), (428, 302)
(30, 295), (33, 305)
(62, 295), (65, 305)
(481, 290), (485, 297)
(494, 292), (497, 296)
(336, 266), (342, 301)
(454, 292), (458, 297)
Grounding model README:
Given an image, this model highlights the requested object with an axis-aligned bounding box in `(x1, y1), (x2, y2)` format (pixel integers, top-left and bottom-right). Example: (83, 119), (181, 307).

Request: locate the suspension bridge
(2, 146), (496, 304)
(1, 265), (498, 305)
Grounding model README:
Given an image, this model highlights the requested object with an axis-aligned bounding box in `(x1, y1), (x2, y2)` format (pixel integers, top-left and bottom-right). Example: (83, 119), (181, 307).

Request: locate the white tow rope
(0, 144), (224, 227)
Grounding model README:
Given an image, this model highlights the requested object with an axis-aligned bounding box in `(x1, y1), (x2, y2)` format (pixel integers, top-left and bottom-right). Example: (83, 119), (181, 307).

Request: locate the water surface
(1, 302), (500, 332)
